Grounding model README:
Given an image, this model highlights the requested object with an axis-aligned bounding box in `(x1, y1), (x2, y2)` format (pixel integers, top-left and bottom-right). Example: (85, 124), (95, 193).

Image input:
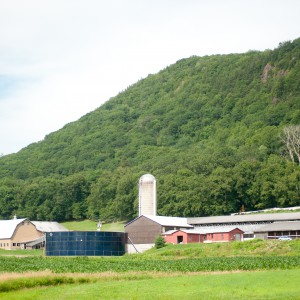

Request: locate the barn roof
(184, 226), (244, 234)
(125, 215), (193, 228)
(26, 235), (46, 247)
(254, 221), (300, 232)
(187, 212), (300, 225)
(163, 226), (244, 235)
(0, 218), (27, 239)
(31, 221), (68, 232)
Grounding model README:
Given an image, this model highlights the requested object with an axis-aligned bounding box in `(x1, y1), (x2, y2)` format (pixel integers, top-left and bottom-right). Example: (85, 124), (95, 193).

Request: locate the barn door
(177, 236), (183, 244)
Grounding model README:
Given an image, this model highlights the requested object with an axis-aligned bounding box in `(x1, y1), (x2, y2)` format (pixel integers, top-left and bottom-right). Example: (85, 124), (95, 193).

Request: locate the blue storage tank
(45, 231), (127, 256)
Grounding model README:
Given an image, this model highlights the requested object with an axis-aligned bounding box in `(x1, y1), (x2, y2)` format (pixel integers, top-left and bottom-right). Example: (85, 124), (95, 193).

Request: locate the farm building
(187, 212), (300, 240)
(0, 218), (68, 250)
(254, 221), (300, 240)
(162, 227), (244, 244)
(125, 215), (192, 253)
(125, 212), (300, 252)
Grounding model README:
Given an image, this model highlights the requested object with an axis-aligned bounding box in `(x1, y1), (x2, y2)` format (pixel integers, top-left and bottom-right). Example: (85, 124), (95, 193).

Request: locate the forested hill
(0, 38), (300, 222)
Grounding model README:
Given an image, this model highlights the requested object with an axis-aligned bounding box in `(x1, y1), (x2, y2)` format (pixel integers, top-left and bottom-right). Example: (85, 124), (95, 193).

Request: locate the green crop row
(0, 256), (299, 273)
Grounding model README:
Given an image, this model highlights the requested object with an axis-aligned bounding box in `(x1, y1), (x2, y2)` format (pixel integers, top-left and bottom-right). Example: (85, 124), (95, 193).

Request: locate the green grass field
(141, 238), (300, 258)
(61, 220), (125, 231)
(0, 269), (299, 299)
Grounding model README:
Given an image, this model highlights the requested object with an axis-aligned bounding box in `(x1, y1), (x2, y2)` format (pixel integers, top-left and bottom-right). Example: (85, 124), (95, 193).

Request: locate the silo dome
(139, 174), (156, 183)
(138, 174), (157, 216)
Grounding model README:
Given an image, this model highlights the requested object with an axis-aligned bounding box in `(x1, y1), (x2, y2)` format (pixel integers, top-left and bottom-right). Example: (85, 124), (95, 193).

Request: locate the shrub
(155, 236), (166, 249)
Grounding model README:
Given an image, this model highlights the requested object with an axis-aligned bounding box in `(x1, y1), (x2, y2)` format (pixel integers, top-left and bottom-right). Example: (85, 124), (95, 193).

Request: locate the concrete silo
(138, 174), (157, 216)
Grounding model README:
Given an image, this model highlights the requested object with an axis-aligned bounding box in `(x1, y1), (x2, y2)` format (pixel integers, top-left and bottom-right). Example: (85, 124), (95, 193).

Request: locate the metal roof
(164, 226), (243, 235)
(185, 226), (244, 234)
(143, 215), (193, 227)
(163, 230), (178, 235)
(0, 218), (27, 239)
(26, 236), (45, 247)
(125, 215), (193, 228)
(0, 219), (68, 239)
(32, 221), (68, 232)
(187, 212), (300, 225)
(193, 223), (265, 234)
(254, 221), (300, 232)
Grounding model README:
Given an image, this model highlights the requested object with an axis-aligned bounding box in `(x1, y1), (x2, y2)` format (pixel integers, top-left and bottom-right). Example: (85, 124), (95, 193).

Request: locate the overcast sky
(1, 0), (299, 155)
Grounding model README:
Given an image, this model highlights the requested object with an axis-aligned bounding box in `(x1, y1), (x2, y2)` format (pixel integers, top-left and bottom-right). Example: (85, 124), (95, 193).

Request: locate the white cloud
(0, 0), (300, 154)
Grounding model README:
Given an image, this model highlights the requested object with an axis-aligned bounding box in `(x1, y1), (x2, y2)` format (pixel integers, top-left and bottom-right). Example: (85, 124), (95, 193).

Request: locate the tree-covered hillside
(0, 38), (300, 222)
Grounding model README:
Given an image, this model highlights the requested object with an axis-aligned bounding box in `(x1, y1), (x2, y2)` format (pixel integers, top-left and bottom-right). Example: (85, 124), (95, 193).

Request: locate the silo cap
(139, 174), (156, 182)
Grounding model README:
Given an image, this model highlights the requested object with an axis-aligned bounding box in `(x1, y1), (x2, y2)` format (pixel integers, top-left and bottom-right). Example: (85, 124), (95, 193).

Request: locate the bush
(155, 236), (166, 249)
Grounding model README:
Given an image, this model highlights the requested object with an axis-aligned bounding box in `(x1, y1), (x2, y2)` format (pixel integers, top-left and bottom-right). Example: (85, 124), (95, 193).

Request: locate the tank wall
(45, 231), (127, 256)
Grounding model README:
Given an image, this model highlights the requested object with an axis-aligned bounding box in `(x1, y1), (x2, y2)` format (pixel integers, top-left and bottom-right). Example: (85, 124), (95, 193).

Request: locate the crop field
(0, 255), (299, 273)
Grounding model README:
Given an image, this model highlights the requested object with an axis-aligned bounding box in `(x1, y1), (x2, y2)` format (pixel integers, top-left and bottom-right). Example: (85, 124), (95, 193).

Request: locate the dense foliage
(0, 38), (300, 222)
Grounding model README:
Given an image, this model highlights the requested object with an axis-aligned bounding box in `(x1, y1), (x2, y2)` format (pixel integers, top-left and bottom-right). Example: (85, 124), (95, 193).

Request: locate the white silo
(138, 174), (157, 216)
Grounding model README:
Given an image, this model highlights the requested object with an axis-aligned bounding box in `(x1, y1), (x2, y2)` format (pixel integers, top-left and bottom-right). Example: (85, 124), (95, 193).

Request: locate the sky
(0, 0), (300, 155)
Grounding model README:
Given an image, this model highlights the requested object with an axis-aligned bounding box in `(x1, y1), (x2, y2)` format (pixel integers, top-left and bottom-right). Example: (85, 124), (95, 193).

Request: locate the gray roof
(125, 215), (193, 228)
(26, 235), (45, 246)
(0, 218), (27, 239)
(32, 221), (68, 232)
(186, 226), (244, 234)
(193, 224), (266, 234)
(188, 212), (300, 225)
(143, 215), (193, 228)
(163, 230), (178, 235)
(254, 221), (300, 232)
(164, 226), (243, 235)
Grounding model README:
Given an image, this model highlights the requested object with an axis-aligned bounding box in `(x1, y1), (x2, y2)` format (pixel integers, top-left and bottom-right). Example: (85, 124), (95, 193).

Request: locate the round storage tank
(138, 174), (156, 216)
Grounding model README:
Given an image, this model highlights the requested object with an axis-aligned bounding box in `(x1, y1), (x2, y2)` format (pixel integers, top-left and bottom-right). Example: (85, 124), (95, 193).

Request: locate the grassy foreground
(0, 240), (299, 299)
(0, 269), (299, 299)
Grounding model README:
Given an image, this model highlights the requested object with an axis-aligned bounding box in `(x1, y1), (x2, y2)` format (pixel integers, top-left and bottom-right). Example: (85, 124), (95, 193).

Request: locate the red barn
(162, 227), (244, 244)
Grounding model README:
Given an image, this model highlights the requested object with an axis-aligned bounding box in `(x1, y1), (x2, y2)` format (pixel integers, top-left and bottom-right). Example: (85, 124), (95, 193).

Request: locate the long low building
(187, 212), (300, 239)
(188, 212), (300, 226)
(254, 221), (300, 240)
